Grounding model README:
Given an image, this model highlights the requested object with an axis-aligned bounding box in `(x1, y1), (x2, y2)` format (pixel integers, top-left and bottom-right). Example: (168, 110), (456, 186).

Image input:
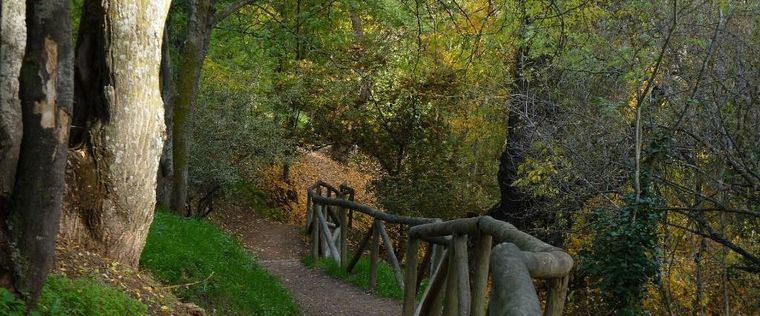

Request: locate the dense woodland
(0, 0), (758, 315)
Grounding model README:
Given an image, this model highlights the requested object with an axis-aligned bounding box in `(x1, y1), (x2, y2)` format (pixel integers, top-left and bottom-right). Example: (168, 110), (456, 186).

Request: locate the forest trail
(211, 205), (401, 316)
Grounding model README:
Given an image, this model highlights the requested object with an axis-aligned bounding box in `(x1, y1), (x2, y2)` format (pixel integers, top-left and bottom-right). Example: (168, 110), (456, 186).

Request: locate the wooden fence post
(311, 203), (320, 260)
(443, 242), (459, 316)
(339, 191), (348, 267)
(471, 234), (492, 316)
(416, 245), (432, 293)
(316, 205), (340, 261)
(377, 221), (404, 289)
(402, 237), (420, 316)
(453, 234), (470, 316)
(544, 275), (570, 316)
(306, 194), (313, 232)
(347, 225), (374, 273)
(369, 220), (380, 293)
(417, 250), (450, 316)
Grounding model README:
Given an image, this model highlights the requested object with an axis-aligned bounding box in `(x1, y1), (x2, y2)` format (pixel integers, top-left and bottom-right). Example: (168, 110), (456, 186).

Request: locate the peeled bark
(61, 0), (171, 267)
(3, 0), (74, 303)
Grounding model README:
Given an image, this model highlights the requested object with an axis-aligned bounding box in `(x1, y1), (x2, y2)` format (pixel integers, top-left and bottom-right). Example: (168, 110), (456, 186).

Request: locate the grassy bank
(140, 210), (298, 315)
(0, 275), (147, 316)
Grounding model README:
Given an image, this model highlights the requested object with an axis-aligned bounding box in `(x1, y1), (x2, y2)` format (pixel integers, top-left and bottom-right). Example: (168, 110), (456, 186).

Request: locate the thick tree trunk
(489, 47), (535, 230)
(489, 47), (562, 245)
(2, 0), (74, 304)
(60, 0), (171, 267)
(171, 0), (215, 213)
(0, 0), (26, 291)
(0, 0), (25, 209)
(156, 20), (175, 208)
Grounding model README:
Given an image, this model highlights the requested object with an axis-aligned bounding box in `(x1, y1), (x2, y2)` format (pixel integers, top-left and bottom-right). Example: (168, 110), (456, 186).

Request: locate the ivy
(579, 192), (663, 315)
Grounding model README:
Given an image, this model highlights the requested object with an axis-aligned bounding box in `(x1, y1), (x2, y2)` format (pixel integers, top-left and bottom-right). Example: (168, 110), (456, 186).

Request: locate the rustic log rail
(305, 181), (573, 316)
(306, 180), (437, 291)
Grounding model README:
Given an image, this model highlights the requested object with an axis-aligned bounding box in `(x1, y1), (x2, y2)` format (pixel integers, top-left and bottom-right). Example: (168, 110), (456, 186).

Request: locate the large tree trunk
(489, 47), (535, 230)
(1, 0), (74, 304)
(489, 46), (561, 245)
(60, 0), (171, 267)
(171, 0), (215, 213)
(0, 0), (25, 210)
(0, 0), (27, 295)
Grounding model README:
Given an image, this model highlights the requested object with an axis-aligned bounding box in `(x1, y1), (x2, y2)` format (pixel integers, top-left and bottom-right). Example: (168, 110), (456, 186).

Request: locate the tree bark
(0, 0), (25, 211)
(156, 18), (175, 208)
(169, 0), (256, 213)
(2, 0), (73, 304)
(489, 44), (561, 245)
(171, 0), (215, 213)
(0, 0), (26, 291)
(489, 46), (536, 231)
(60, 0), (171, 267)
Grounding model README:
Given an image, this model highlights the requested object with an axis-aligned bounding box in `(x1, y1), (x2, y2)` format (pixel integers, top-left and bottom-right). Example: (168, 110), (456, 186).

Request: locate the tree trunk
(60, 0), (171, 267)
(0, 4), (26, 292)
(489, 44), (561, 244)
(2, 0), (74, 304)
(0, 0), (26, 291)
(171, 0), (215, 214)
(156, 18), (175, 208)
(0, 0), (25, 211)
(489, 47), (536, 231)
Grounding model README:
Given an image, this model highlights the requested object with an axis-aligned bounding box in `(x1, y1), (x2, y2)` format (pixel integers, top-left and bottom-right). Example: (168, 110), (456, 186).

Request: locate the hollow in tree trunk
(61, 0), (171, 267)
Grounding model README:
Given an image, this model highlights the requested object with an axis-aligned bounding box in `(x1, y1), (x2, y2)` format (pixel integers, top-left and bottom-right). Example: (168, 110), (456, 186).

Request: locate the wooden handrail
(305, 180), (573, 316)
(308, 191), (436, 226)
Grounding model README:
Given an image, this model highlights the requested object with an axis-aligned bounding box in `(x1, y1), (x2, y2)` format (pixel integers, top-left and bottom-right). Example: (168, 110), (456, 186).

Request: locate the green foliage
(0, 288), (25, 316)
(579, 196), (662, 315)
(37, 276), (148, 316)
(228, 183), (288, 223)
(1, 276), (147, 316)
(140, 211), (299, 315)
(190, 85), (294, 191)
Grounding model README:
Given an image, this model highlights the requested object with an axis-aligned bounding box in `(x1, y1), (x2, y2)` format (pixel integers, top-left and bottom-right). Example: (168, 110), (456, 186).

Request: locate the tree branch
(212, 0), (257, 27)
(665, 221), (760, 269)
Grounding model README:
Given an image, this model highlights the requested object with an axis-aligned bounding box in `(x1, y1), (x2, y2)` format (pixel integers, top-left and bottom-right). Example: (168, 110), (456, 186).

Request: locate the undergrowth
(230, 183), (288, 223)
(0, 275), (147, 316)
(140, 209), (298, 315)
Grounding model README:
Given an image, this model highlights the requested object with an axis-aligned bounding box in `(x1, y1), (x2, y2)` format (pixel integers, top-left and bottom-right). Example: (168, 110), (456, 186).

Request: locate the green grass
(140, 210), (299, 315)
(303, 255), (409, 300)
(1, 275), (147, 316)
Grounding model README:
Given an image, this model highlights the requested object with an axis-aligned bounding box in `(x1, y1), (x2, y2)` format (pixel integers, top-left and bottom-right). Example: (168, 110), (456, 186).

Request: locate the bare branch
(212, 0), (257, 27)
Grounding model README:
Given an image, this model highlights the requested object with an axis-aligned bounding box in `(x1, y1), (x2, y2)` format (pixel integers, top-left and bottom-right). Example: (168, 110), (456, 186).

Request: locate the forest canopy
(0, 0), (758, 314)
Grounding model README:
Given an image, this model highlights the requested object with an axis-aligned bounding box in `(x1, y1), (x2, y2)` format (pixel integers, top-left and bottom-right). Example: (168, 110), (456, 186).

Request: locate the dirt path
(211, 206), (401, 316)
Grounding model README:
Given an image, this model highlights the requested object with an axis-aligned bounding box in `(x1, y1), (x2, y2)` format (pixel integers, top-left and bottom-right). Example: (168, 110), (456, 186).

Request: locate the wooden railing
(306, 180), (437, 292)
(306, 181), (573, 315)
